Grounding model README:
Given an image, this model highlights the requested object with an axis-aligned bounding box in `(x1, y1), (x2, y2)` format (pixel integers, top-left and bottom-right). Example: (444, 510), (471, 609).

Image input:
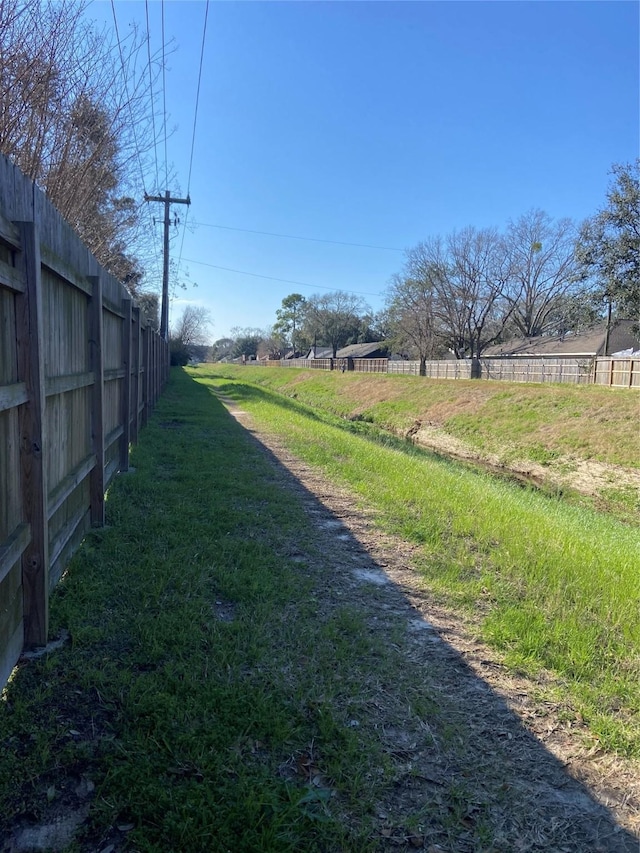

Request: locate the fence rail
(262, 355), (639, 388)
(0, 154), (167, 688)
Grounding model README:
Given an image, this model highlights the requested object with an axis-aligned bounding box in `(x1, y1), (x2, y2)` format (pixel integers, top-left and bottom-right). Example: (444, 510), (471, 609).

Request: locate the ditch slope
(215, 389), (640, 849)
(216, 366), (640, 523)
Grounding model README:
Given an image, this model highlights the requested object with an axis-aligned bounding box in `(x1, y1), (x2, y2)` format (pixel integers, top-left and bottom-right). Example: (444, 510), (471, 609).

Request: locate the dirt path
(220, 393), (640, 851)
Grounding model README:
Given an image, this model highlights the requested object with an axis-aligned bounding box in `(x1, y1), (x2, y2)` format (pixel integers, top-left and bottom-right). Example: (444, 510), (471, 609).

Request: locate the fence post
(120, 297), (132, 472)
(146, 326), (153, 411)
(151, 334), (155, 404)
(141, 326), (149, 426)
(152, 334), (157, 404)
(154, 334), (159, 402)
(14, 220), (49, 648)
(87, 276), (105, 527)
(130, 306), (141, 444)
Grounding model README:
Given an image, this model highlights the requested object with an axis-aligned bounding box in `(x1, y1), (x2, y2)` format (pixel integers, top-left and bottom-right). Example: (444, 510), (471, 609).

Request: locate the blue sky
(88, 1), (639, 341)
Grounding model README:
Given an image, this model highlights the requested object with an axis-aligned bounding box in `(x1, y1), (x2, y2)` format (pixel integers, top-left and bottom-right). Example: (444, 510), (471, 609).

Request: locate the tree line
(0, 0), (162, 302)
(205, 161), (639, 367)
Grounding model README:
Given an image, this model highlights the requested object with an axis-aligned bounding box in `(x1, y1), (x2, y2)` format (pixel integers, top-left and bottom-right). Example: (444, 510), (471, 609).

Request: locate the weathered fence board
(268, 355), (638, 389)
(594, 357), (640, 389)
(0, 154), (167, 688)
(14, 219), (49, 649)
(352, 358), (388, 373)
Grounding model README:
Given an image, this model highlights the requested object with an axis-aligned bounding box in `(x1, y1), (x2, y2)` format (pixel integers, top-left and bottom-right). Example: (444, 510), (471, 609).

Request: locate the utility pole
(144, 191), (190, 341)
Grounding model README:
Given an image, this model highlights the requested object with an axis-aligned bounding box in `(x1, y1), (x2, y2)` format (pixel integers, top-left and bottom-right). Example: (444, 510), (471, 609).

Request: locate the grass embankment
(193, 366), (640, 758)
(1, 370), (473, 852)
(0, 367), (638, 851)
(215, 365), (640, 521)
(214, 365), (640, 468)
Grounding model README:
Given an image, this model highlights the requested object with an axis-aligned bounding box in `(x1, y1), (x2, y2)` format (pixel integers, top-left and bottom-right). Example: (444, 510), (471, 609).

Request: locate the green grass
(216, 365), (640, 470)
(0, 369), (476, 852)
(1, 367), (638, 851)
(193, 367), (640, 758)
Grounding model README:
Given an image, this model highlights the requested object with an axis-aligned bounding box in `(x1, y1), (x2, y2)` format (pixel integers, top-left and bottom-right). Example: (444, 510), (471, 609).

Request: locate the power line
(176, 0), (210, 279)
(161, 0), (169, 188)
(195, 221), (404, 252)
(110, 0), (162, 284)
(186, 0), (209, 196)
(145, 0), (160, 192)
(109, 0), (148, 195)
(181, 257), (384, 298)
(141, 0), (163, 283)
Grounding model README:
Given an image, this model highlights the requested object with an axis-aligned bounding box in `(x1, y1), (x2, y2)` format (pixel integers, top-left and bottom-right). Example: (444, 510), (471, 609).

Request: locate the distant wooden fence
(262, 355), (640, 388)
(593, 358), (640, 388)
(0, 154), (167, 688)
(387, 360), (474, 379)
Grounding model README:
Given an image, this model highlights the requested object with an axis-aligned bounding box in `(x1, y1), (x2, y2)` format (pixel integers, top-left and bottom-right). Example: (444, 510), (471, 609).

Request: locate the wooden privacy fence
(387, 360), (474, 379)
(593, 357), (640, 389)
(0, 155), (168, 689)
(262, 355), (640, 388)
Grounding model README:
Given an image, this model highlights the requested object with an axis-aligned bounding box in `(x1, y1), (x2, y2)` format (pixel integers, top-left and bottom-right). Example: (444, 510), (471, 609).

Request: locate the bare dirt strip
(219, 391), (640, 852)
(405, 421), (640, 507)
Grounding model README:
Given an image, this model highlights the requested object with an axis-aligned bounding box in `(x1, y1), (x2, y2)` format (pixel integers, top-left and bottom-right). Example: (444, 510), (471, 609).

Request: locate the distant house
(306, 341), (389, 359)
(336, 341), (389, 359)
(483, 320), (640, 359)
(306, 346), (335, 359)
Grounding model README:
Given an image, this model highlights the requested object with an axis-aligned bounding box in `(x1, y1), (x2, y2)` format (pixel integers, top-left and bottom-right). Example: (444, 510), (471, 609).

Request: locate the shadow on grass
(204, 372), (577, 500)
(190, 372), (638, 850)
(0, 369), (636, 852)
(207, 373), (454, 459)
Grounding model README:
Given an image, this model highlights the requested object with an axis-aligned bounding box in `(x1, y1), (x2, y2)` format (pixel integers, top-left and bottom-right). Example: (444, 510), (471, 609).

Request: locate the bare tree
(137, 292), (160, 330)
(0, 0), (162, 292)
(257, 327), (285, 360)
(303, 291), (370, 357)
(406, 228), (511, 359)
(502, 209), (581, 338)
(385, 273), (441, 374)
(230, 327), (263, 360)
(170, 306), (212, 365)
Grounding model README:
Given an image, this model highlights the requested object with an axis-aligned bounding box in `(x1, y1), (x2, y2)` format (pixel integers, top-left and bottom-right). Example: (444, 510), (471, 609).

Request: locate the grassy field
(0, 367), (638, 851)
(1, 372), (414, 851)
(207, 365), (640, 523)
(216, 365), (640, 468)
(193, 365), (640, 758)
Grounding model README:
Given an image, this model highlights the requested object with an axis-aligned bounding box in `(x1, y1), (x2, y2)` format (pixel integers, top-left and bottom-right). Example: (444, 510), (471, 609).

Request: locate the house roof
(336, 341), (388, 358)
(306, 346), (334, 359)
(483, 321), (640, 358)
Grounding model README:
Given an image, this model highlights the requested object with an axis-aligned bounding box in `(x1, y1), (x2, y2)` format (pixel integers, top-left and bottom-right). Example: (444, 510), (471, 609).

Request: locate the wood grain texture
(14, 219), (49, 648)
(0, 153), (167, 681)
